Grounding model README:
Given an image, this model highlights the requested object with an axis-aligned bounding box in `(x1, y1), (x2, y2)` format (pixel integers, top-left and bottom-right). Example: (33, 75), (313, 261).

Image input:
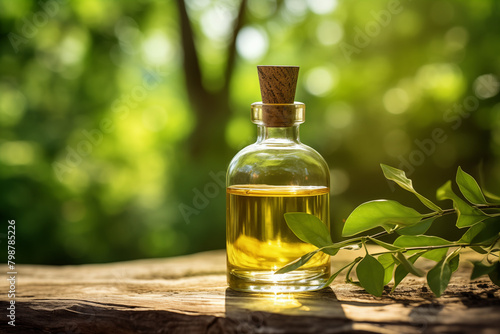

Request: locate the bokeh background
(1, 0), (499, 265)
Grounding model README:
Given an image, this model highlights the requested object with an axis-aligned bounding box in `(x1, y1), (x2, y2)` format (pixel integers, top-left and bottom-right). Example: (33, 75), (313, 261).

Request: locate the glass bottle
(226, 66), (331, 293)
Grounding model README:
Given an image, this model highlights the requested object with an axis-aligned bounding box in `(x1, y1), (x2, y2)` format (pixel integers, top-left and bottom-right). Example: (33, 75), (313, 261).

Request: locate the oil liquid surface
(226, 185), (330, 292)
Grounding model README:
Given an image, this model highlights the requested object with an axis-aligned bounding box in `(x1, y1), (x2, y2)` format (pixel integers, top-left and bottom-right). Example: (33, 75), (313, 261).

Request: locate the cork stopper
(256, 66), (301, 127)
(257, 66), (299, 103)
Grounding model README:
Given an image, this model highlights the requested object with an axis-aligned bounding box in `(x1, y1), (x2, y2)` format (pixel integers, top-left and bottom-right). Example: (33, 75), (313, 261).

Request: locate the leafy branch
(277, 164), (500, 297)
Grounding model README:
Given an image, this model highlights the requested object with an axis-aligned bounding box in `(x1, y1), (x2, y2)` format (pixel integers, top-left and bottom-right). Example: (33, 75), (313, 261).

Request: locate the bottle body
(226, 104), (331, 292)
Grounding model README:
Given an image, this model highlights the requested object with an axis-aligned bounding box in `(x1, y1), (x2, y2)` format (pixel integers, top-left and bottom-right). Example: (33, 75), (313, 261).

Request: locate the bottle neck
(256, 125), (301, 144)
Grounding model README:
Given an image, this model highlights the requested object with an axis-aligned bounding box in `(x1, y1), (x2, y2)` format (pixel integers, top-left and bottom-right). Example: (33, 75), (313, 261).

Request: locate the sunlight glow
(415, 63), (464, 101)
(284, 0), (307, 16)
(185, 0), (210, 11)
(142, 105), (168, 132)
(0, 141), (36, 165)
(307, 0), (338, 15)
(142, 31), (173, 65)
(316, 20), (343, 46)
(236, 26), (269, 61)
(305, 67), (337, 97)
(473, 74), (499, 99)
(200, 6), (234, 41)
(383, 88), (409, 114)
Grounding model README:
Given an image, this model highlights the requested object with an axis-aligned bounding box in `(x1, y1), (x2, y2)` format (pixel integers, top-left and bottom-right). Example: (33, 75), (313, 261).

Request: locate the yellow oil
(226, 185), (330, 292)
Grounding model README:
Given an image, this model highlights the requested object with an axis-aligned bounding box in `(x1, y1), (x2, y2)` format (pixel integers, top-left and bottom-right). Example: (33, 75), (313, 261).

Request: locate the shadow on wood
(0, 249), (499, 333)
(225, 287), (354, 333)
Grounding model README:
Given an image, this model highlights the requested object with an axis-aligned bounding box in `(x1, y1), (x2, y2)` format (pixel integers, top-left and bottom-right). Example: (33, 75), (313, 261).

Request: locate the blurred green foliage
(0, 0), (499, 264)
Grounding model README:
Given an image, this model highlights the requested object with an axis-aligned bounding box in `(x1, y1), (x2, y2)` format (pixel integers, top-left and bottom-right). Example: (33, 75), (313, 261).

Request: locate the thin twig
(370, 243), (488, 256)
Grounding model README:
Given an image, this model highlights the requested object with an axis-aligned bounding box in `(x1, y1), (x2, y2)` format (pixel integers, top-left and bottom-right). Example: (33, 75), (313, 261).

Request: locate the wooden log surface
(1, 246), (499, 333)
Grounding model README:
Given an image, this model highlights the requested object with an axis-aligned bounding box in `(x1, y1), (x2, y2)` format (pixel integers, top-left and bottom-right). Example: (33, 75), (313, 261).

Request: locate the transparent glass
(226, 102), (331, 293)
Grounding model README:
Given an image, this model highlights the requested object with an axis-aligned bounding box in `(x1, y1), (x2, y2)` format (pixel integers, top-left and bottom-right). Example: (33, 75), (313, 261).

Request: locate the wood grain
(257, 66), (299, 104)
(257, 66), (301, 127)
(1, 247), (499, 333)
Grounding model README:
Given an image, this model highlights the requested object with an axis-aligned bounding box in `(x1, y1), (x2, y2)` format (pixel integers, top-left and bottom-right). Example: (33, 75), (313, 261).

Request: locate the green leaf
(368, 237), (402, 251)
(393, 252), (425, 277)
(317, 239), (362, 254)
(470, 246), (488, 254)
(284, 213), (337, 255)
(394, 235), (452, 262)
(456, 167), (489, 205)
(484, 189), (500, 203)
(449, 253), (460, 273)
(345, 256), (358, 282)
(459, 217), (500, 245)
(459, 222), (486, 243)
(427, 256), (452, 297)
(342, 200), (423, 237)
(470, 261), (496, 280)
(436, 181), (489, 228)
(488, 262), (500, 287)
(320, 257), (362, 289)
(378, 253), (396, 285)
(275, 249), (320, 274)
(381, 164), (442, 212)
(470, 217), (500, 244)
(397, 217), (434, 235)
(356, 254), (385, 297)
(392, 252), (423, 292)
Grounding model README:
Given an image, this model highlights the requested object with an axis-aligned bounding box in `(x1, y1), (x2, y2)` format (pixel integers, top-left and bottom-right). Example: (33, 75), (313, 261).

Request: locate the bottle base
(227, 268), (330, 293)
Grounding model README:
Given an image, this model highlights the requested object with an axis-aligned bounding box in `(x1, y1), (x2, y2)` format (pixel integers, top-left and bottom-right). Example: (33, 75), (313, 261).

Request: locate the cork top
(257, 66), (299, 104)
